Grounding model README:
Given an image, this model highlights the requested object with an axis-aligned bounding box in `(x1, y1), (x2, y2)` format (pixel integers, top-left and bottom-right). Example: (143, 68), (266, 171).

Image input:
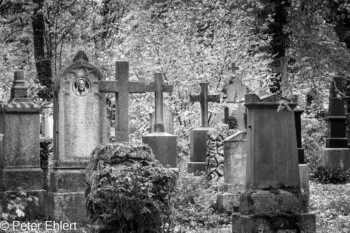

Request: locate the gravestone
(217, 131), (247, 212)
(142, 73), (178, 168)
(188, 83), (220, 173)
(99, 62), (170, 142)
(49, 51), (109, 223)
(323, 77), (350, 171)
(232, 94), (316, 232)
(295, 108), (309, 202)
(149, 104), (175, 134)
(223, 78), (248, 130)
(0, 71), (47, 219)
(41, 101), (53, 138)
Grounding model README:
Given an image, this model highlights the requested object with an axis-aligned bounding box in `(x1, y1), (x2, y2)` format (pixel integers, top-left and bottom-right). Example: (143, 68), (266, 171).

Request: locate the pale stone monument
(41, 101), (53, 138)
(217, 131), (247, 212)
(232, 94), (316, 232)
(223, 78), (248, 130)
(49, 51), (109, 222)
(0, 71), (47, 219)
(149, 104), (175, 134)
(142, 73), (178, 168)
(323, 77), (350, 171)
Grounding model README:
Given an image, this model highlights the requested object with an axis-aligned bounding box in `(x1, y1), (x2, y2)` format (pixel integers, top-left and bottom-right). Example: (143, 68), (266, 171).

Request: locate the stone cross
(189, 83), (220, 127)
(99, 62), (172, 142)
(152, 73), (173, 132)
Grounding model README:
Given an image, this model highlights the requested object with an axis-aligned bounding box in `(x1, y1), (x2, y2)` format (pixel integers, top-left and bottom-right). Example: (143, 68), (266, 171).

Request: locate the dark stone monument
(232, 94), (316, 232)
(50, 51), (109, 223)
(295, 108), (309, 205)
(0, 71), (47, 219)
(323, 77), (350, 171)
(187, 83), (220, 173)
(142, 73), (178, 168)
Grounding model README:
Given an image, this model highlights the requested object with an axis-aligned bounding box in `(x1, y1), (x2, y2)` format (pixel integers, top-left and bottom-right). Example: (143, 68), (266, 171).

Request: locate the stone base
(1, 167), (43, 191)
(323, 148), (350, 171)
(187, 162), (206, 173)
(47, 192), (88, 223)
(142, 132), (177, 168)
(50, 168), (87, 192)
(299, 164), (309, 208)
(232, 213), (316, 233)
(217, 192), (239, 213)
(188, 127), (214, 173)
(239, 190), (308, 215)
(1, 190), (49, 220)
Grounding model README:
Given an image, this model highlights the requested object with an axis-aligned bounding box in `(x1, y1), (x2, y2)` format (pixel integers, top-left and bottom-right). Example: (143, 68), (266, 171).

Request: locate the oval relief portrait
(73, 78), (90, 96)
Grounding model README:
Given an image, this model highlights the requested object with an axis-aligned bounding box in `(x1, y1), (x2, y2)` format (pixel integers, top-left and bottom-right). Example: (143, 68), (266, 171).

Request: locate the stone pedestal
(49, 51), (109, 223)
(188, 127), (214, 173)
(232, 94), (315, 232)
(142, 132), (177, 168)
(217, 131), (246, 212)
(323, 77), (350, 171)
(0, 71), (48, 220)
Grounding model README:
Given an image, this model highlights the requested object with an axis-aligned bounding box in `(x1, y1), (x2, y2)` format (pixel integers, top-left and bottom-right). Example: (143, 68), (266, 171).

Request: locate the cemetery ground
(1, 157), (350, 233)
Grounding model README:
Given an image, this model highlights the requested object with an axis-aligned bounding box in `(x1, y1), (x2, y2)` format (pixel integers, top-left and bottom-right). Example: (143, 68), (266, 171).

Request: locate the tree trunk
(32, 0), (53, 102)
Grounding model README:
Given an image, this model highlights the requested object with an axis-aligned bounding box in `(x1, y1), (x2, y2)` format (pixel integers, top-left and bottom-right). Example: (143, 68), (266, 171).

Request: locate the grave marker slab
(323, 77), (350, 171)
(142, 73), (177, 168)
(49, 51), (109, 223)
(232, 94), (315, 232)
(188, 83), (220, 173)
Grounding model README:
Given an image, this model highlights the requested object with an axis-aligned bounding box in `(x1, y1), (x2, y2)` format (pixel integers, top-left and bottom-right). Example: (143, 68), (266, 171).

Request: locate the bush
(310, 165), (350, 184)
(0, 188), (39, 221)
(86, 143), (177, 233)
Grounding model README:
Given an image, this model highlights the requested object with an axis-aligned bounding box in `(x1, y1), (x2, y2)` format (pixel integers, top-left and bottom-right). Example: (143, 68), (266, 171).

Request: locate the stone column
(41, 101), (53, 138)
(0, 71), (47, 219)
(232, 94), (315, 232)
(323, 77), (350, 171)
(295, 108), (309, 205)
(217, 131), (246, 212)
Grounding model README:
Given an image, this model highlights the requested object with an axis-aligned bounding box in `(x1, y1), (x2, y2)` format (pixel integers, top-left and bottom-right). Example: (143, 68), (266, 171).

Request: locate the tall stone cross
(152, 73), (173, 132)
(99, 62), (172, 142)
(190, 83), (220, 127)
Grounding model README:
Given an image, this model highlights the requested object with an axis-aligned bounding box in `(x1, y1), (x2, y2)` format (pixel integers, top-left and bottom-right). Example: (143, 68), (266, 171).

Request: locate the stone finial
(73, 50), (89, 63)
(9, 71), (28, 100)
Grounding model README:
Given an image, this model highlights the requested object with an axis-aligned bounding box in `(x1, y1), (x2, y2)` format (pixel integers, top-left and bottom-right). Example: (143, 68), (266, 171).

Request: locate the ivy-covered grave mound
(86, 142), (178, 233)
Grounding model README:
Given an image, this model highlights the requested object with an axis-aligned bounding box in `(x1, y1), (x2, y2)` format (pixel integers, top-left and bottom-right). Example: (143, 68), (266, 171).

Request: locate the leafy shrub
(0, 188), (39, 221)
(310, 165), (350, 184)
(86, 143), (177, 233)
(171, 172), (230, 231)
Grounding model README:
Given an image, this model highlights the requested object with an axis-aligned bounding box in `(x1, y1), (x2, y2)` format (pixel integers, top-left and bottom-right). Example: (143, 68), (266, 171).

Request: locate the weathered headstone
(217, 131), (247, 212)
(99, 62), (171, 142)
(295, 108), (309, 201)
(232, 94), (316, 232)
(142, 73), (178, 168)
(149, 104), (175, 134)
(50, 51), (109, 222)
(0, 71), (47, 219)
(223, 78), (248, 130)
(323, 77), (350, 171)
(41, 101), (53, 138)
(188, 83), (220, 173)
